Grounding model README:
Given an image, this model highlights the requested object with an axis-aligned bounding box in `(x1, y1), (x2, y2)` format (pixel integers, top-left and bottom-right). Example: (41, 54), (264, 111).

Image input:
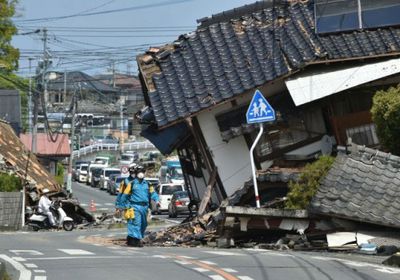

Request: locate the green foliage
(371, 85), (400, 155)
(285, 156), (335, 210)
(0, 172), (22, 192)
(0, 0), (19, 71)
(55, 162), (65, 185)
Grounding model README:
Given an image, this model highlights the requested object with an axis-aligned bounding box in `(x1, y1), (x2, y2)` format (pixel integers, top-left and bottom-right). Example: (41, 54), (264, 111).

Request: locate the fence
(72, 141), (155, 159)
(0, 192), (22, 231)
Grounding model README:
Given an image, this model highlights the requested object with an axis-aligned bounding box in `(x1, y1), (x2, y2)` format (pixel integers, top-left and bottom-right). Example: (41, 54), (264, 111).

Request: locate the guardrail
(72, 141), (155, 158)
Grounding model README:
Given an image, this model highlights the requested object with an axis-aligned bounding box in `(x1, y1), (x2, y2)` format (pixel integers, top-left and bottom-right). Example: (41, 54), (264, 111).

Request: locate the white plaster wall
(197, 104), (252, 197)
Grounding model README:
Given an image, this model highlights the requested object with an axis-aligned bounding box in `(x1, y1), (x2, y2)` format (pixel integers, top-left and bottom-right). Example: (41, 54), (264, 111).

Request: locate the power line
(14, 0), (195, 23)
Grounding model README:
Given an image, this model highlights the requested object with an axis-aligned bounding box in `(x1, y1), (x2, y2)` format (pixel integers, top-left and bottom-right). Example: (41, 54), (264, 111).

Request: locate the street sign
(121, 166), (129, 175)
(246, 89), (275, 124)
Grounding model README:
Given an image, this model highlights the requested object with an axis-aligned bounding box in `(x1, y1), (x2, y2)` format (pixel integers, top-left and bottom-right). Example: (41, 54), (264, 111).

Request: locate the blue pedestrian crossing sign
(246, 90), (275, 124)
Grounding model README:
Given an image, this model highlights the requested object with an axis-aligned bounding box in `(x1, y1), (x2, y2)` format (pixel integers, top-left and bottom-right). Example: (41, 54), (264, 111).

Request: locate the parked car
(90, 167), (103, 188)
(158, 183), (185, 212)
(76, 163), (89, 183)
(93, 135), (119, 145)
(99, 167), (121, 190)
(119, 153), (138, 166)
(86, 162), (107, 185)
(108, 175), (126, 195)
(168, 191), (191, 218)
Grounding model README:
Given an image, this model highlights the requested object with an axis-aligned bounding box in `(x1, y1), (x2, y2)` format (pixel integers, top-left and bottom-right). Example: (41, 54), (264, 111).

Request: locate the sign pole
(249, 123), (263, 208)
(246, 89), (275, 208)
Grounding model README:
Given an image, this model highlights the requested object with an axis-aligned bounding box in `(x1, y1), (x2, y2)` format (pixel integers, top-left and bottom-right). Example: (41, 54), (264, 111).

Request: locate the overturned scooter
(27, 200), (74, 231)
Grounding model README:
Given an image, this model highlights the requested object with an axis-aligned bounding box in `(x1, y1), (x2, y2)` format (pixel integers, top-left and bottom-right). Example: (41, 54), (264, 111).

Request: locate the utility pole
(28, 58), (33, 133)
(42, 28), (48, 105)
(66, 90), (76, 194)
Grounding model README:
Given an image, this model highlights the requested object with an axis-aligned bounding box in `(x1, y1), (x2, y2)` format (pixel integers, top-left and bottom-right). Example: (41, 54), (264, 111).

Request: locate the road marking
(175, 260), (191, 265)
(238, 277), (254, 280)
(10, 250), (43, 256)
(33, 276), (47, 280)
(193, 267), (209, 272)
(33, 270), (46, 273)
(222, 268), (238, 273)
(153, 255), (170, 259)
(375, 268), (399, 274)
(58, 249), (94, 255)
(12, 257), (26, 262)
(80, 203), (88, 206)
(179, 255), (195, 259)
(200, 260), (217, 265)
(204, 251), (244, 256)
(105, 203), (114, 206)
(209, 275), (225, 280)
(25, 256), (126, 260)
(25, 263), (38, 268)
(0, 254), (31, 280)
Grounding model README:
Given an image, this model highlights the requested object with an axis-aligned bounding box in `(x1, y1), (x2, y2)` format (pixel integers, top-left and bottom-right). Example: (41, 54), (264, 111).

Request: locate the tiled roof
(20, 133), (70, 157)
(0, 120), (62, 191)
(310, 146), (400, 229)
(137, 0), (400, 127)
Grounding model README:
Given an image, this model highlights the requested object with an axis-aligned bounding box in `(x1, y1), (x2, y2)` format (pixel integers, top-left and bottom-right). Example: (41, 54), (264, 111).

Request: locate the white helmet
(42, 188), (50, 194)
(128, 163), (137, 172)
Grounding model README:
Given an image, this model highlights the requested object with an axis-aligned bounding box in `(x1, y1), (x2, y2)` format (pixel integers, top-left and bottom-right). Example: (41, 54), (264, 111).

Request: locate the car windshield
(115, 177), (124, 183)
(174, 191), (188, 199)
(81, 165), (88, 171)
(94, 159), (106, 164)
(169, 167), (183, 180)
(92, 168), (102, 176)
(121, 155), (133, 161)
(161, 185), (183, 195)
(105, 170), (120, 177)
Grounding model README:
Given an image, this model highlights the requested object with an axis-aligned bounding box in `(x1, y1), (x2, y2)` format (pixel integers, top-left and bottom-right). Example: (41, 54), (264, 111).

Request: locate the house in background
(136, 0), (400, 208)
(20, 133), (70, 176)
(0, 90), (21, 135)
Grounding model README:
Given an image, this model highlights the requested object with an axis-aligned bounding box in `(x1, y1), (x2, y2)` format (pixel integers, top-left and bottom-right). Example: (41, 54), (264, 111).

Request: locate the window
(315, 0), (400, 34)
(346, 123), (379, 146)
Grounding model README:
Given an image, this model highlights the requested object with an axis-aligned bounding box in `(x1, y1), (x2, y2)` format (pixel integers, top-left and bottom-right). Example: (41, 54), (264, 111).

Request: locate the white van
(158, 183), (185, 212)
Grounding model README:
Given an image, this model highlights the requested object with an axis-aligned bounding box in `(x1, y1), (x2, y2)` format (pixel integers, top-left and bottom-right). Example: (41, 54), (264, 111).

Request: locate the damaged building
(136, 0), (400, 214)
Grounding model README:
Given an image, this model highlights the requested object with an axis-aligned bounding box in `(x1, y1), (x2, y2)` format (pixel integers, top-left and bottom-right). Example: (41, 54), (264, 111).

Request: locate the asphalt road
(0, 228), (399, 280)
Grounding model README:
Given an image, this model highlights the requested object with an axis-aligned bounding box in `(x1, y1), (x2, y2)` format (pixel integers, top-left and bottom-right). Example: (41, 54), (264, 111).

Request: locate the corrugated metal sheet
(0, 120), (62, 191)
(20, 133), (70, 157)
(137, 0), (400, 127)
(286, 57), (400, 106)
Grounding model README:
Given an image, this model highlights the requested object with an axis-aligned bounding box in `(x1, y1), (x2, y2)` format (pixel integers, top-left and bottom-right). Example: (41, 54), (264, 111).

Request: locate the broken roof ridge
(196, 0), (282, 28)
(355, 145), (400, 167)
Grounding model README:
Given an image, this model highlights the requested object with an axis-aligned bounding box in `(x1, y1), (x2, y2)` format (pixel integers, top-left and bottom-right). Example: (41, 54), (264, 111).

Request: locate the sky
(12, 0), (256, 77)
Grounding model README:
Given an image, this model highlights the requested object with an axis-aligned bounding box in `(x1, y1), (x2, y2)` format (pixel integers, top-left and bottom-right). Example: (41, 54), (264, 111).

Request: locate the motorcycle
(27, 200), (74, 231)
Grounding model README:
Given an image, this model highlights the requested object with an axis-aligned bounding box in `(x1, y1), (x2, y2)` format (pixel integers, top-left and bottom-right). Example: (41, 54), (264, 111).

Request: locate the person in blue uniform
(116, 165), (159, 247)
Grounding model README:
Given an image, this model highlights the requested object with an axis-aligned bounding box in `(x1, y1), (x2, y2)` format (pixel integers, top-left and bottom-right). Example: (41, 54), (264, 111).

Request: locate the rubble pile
(143, 217), (218, 247)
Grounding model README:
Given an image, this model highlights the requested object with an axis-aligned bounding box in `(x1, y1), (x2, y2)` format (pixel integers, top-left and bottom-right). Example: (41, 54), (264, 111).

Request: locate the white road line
(375, 268), (399, 274)
(209, 275), (225, 280)
(34, 276), (47, 280)
(105, 203), (114, 206)
(33, 270), (46, 273)
(25, 263), (38, 268)
(10, 250), (43, 256)
(25, 256), (126, 260)
(153, 255), (170, 259)
(238, 276), (255, 280)
(175, 260), (191, 265)
(200, 260), (217, 266)
(80, 203), (88, 206)
(12, 257), (26, 262)
(58, 249), (94, 255)
(179, 255), (195, 259)
(0, 254), (31, 280)
(193, 267), (209, 272)
(222, 268), (238, 273)
(203, 251), (244, 256)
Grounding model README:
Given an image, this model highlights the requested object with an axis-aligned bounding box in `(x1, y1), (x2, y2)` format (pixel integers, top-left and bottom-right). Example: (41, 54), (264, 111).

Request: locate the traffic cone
(89, 200), (96, 212)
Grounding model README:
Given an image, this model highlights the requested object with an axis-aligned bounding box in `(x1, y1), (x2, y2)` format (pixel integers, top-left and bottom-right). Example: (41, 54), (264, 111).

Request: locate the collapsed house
(136, 0), (400, 215)
(0, 119), (94, 225)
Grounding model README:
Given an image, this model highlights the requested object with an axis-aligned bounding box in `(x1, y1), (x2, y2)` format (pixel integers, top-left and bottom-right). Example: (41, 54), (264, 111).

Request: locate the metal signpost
(246, 89), (276, 208)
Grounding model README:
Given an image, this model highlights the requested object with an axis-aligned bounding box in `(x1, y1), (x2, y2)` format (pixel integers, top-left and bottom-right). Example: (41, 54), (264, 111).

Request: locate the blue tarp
(140, 123), (188, 155)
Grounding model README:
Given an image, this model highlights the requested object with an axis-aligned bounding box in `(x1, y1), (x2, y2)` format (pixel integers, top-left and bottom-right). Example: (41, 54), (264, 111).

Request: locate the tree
(0, 172), (22, 192)
(371, 85), (400, 155)
(285, 156), (335, 210)
(0, 0), (19, 72)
